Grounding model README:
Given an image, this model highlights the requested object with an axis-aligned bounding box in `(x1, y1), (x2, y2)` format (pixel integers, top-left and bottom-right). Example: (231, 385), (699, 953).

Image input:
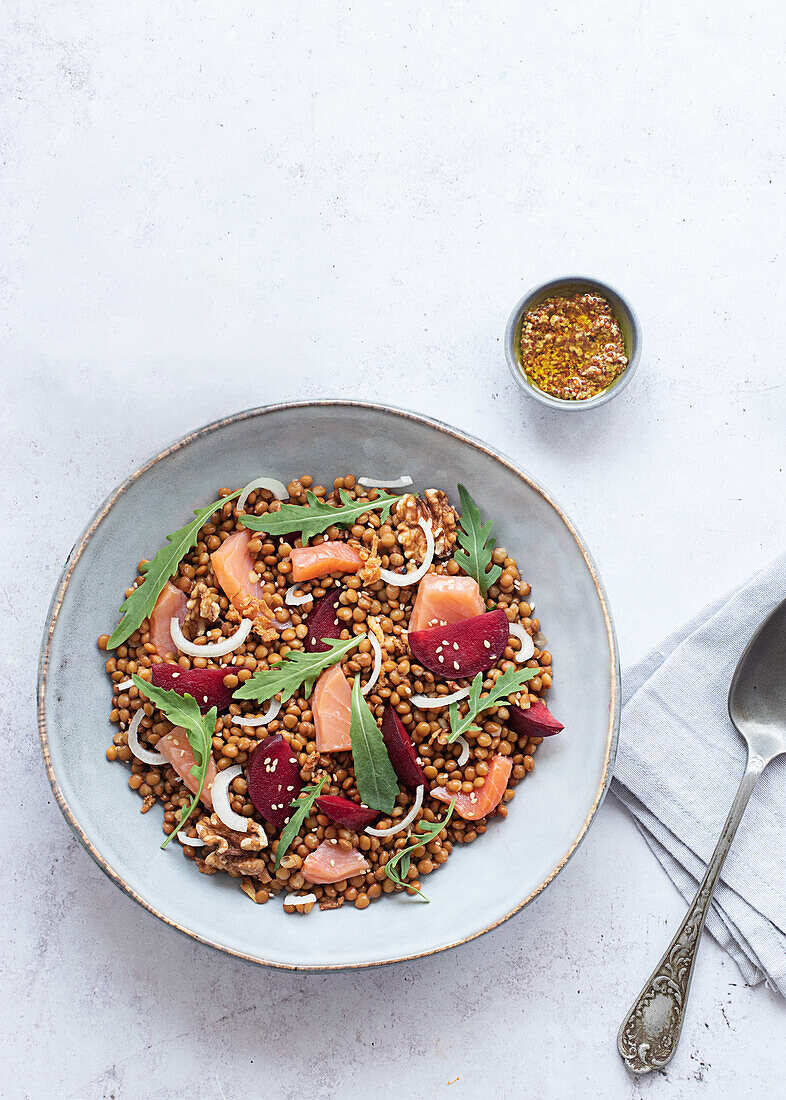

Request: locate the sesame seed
(438, 656), (444, 663)
(483, 640), (491, 648)
(453, 661), (460, 670)
(453, 642), (459, 650)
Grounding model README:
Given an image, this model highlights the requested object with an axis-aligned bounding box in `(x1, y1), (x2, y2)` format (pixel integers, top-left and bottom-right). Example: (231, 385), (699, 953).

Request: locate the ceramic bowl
(505, 275), (642, 410)
(38, 402), (619, 969)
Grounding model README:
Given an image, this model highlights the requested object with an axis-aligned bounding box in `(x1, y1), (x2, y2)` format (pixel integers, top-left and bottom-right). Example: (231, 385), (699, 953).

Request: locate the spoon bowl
(728, 597), (786, 760)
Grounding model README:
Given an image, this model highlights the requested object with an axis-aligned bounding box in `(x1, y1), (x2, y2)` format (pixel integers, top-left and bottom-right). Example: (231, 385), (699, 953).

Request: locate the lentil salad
(99, 474), (563, 914)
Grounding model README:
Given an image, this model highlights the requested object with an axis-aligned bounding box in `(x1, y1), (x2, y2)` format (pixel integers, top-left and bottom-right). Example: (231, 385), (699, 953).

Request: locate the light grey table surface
(2, 3), (785, 1098)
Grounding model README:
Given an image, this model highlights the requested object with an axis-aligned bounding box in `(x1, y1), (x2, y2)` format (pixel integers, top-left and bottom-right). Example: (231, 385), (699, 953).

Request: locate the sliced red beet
(315, 795), (379, 830)
(381, 704), (427, 790)
(408, 608), (510, 679)
(246, 734), (303, 828)
(151, 664), (234, 713)
(509, 699), (564, 737)
(304, 588), (344, 653)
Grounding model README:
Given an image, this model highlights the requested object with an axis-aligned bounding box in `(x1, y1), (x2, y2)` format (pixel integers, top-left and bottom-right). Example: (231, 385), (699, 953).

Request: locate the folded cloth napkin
(611, 552), (786, 997)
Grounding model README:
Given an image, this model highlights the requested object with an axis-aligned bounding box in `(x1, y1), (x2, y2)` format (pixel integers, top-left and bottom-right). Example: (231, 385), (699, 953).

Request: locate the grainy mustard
(520, 292), (628, 400)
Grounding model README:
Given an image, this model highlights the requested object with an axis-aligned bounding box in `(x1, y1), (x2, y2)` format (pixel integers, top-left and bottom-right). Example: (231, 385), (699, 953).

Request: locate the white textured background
(2, 3), (785, 1098)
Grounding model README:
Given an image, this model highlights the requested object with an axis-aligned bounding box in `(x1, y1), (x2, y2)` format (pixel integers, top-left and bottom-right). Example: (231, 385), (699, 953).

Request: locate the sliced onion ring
(455, 736), (470, 767)
(127, 708), (166, 765)
(178, 832), (205, 847)
(365, 785), (424, 837)
(410, 686), (470, 709)
(378, 518), (434, 587)
(211, 764), (248, 833)
(284, 583), (314, 607)
(357, 474), (413, 489)
(232, 698), (282, 727)
(170, 616), (252, 658)
(361, 632), (383, 696)
(115, 678), (135, 691)
(237, 476), (288, 513)
(284, 892), (317, 907)
(509, 621), (535, 662)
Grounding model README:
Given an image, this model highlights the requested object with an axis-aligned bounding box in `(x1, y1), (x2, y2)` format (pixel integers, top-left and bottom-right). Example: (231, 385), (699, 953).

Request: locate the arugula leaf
(131, 675), (217, 849)
(232, 634), (365, 704)
(108, 490), (241, 649)
(239, 488), (406, 542)
(349, 673), (399, 813)
(384, 798), (457, 901)
(447, 665), (538, 743)
(274, 774), (328, 870)
(452, 483), (503, 597)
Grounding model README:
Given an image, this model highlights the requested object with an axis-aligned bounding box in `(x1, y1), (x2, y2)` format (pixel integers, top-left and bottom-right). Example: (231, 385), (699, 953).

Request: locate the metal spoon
(617, 596), (786, 1074)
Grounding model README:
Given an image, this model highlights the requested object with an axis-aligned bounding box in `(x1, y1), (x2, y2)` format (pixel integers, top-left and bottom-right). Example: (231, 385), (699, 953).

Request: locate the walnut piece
(241, 876), (271, 904)
(357, 533), (381, 585)
(319, 896), (345, 911)
(195, 814), (271, 879)
(235, 592), (280, 643)
(184, 581), (221, 633)
(393, 490), (458, 560)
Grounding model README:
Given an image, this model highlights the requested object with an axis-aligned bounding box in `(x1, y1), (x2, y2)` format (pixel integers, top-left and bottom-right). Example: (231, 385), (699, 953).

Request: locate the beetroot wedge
(509, 699), (564, 737)
(247, 734), (303, 828)
(304, 588), (344, 653)
(381, 704), (427, 790)
(151, 664), (234, 713)
(315, 795), (379, 830)
(408, 608), (510, 679)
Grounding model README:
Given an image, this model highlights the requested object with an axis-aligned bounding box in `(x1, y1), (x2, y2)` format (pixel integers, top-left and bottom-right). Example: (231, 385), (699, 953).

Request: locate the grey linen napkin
(611, 552), (786, 996)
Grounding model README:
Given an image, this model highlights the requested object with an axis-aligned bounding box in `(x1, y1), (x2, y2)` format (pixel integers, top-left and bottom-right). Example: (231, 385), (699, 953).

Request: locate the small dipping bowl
(505, 275), (641, 410)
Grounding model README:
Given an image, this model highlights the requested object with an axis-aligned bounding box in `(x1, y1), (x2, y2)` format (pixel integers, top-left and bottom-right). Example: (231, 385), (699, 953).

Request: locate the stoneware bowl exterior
(505, 275), (642, 410)
(38, 401), (620, 970)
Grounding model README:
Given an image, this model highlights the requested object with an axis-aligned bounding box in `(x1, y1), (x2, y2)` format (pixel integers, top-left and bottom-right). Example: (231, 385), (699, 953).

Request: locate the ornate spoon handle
(617, 753), (765, 1074)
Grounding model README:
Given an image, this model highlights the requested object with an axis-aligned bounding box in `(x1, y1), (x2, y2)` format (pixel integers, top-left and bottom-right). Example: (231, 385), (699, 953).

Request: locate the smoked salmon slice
(290, 541), (363, 582)
(302, 840), (370, 884)
(210, 528), (278, 640)
(408, 574), (485, 632)
(431, 753), (512, 820)
(149, 581), (188, 658)
(156, 726), (217, 807)
(313, 664), (352, 751)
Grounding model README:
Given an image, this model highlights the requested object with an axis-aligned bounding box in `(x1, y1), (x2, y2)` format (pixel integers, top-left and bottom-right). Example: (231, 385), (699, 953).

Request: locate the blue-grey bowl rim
(38, 400), (621, 970)
(505, 275), (642, 410)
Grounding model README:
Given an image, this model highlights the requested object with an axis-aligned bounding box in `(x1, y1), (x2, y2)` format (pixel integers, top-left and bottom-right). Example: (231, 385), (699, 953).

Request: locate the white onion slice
(127, 708), (166, 765)
(211, 764), (248, 833)
(237, 476), (288, 513)
(410, 686), (470, 709)
(378, 518), (434, 587)
(365, 785), (424, 837)
(361, 632), (383, 696)
(509, 622), (535, 662)
(455, 736), (470, 767)
(170, 616), (252, 658)
(284, 583), (314, 607)
(284, 892), (317, 907)
(357, 474), (413, 489)
(178, 832), (205, 847)
(115, 678), (135, 691)
(232, 698), (282, 727)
